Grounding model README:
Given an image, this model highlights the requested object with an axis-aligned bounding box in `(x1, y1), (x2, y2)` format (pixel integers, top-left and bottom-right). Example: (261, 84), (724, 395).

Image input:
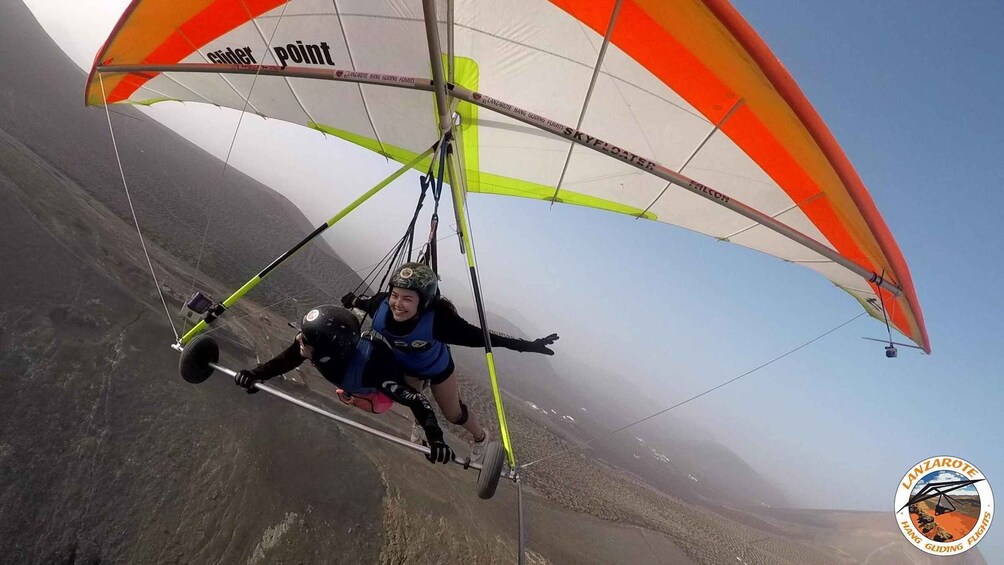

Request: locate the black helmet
(299, 305), (360, 362)
(389, 262), (439, 310)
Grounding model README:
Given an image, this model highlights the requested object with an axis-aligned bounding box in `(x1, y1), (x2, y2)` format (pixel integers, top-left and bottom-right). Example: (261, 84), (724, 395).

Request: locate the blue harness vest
(373, 300), (451, 377)
(319, 335), (377, 394)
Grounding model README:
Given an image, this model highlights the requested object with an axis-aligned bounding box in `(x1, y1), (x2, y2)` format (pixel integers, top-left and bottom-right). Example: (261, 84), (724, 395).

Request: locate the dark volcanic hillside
(0, 2), (379, 563)
(0, 2), (357, 323)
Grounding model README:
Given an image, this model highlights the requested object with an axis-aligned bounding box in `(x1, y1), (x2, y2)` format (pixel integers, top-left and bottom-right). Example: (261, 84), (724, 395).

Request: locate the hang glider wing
(85, 0), (930, 352)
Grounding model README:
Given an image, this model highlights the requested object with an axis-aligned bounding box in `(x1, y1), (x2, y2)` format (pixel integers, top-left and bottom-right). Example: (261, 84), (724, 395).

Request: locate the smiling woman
(344, 261), (559, 457)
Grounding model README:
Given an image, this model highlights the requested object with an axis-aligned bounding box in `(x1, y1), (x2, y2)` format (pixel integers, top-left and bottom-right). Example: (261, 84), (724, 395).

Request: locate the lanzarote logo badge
(895, 456), (993, 556)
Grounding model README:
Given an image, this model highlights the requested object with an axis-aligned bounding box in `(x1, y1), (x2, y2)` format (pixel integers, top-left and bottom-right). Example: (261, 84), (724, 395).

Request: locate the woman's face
(296, 332), (315, 359)
(388, 287), (420, 322)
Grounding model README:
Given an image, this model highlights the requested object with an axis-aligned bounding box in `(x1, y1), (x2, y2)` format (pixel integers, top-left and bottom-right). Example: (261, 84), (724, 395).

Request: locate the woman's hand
(234, 370), (260, 394)
(426, 439), (455, 464)
(335, 388), (355, 406)
(526, 333), (559, 355)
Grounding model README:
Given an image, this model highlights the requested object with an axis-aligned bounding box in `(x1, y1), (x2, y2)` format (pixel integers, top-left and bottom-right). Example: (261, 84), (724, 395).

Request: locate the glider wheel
(476, 441), (506, 500)
(179, 334), (220, 384)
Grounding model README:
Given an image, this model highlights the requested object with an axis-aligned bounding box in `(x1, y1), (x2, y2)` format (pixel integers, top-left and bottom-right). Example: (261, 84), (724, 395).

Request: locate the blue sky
(27, 0), (1003, 559)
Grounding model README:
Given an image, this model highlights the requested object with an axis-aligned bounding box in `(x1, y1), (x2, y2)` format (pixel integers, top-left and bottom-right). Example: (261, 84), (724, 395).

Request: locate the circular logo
(399, 267), (414, 279)
(895, 455), (993, 556)
(305, 309), (320, 322)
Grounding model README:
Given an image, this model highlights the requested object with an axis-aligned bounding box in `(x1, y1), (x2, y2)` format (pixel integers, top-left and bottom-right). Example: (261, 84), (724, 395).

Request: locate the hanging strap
(346, 136), (450, 329)
(363, 136), (450, 297)
(179, 145), (437, 344)
(418, 137), (448, 274)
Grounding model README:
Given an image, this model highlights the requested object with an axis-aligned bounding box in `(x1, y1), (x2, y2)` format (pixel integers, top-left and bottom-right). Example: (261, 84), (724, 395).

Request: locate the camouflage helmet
(389, 262), (439, 310)
(299, 305), (360, 362)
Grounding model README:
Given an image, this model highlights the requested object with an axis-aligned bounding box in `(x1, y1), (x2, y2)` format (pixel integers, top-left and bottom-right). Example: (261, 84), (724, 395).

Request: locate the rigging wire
(522, 311), (867, 469)
(99, 73), (180, 341)
(184, 0), (292, 331)
(417, 137), (448, 272)
(350, 137), (449, 300)
(353, 232), (414, 298)
(218, 229), (461, 337)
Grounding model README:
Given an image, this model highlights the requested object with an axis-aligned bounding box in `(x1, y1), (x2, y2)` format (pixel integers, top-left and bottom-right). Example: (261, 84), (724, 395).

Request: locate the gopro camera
(186, 291), (212, 314)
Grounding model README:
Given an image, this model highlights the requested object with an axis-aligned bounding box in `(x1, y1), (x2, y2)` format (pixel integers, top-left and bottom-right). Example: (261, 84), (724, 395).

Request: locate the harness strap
(418, 138), (448, 274)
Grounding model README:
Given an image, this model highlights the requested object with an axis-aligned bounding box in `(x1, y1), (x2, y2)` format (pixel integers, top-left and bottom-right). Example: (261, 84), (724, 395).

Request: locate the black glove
(234, 370), (260, 394)
(526, 333), (559, 355)
(340, 291), (357, 309)
(426, 439), (455, 465)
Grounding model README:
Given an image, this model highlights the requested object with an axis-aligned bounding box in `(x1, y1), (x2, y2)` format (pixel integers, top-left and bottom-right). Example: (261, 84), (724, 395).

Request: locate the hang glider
(84, 0), (930, 354)
(87, 3), (934, 562)
(900, 478), (984, 514)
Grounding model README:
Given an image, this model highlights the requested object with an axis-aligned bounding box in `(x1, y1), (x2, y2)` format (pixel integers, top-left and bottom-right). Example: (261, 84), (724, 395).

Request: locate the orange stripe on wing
(723, 105), (874, 271)
(550, 0), (739, 124)
(90, 0), (284, 104)
(702, 0), (928, 351)
(553, 0), (927, 349)
(552, 0), (863, 259)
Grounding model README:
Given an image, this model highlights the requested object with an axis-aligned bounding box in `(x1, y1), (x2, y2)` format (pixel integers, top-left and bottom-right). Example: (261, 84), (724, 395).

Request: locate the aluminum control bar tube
(445, 148), (517, 467)
(207, 361), (483, 470)
(178, 145), (436, 345)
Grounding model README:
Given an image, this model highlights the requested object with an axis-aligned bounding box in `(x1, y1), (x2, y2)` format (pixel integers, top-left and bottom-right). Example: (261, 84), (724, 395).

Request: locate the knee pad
(450, 402), (469, 425)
